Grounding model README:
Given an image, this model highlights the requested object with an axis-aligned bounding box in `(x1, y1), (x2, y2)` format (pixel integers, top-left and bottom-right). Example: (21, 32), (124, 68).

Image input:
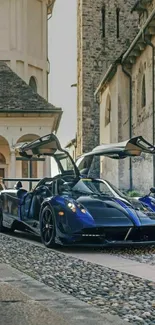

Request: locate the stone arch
(29, 76), (37, 92)
(0, 136), (10, 163)
(0, 136), (10, 179)
(16, 134), (39, 144)
(16, 134), (39, 178)
(0, 153), (6, 164)
(105, 93), (111, 127)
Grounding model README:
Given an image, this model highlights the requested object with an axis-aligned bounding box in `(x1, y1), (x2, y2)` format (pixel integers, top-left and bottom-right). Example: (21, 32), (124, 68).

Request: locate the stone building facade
(0, 0), (62, 188)
(95, 0), (155, 193)
(0, 0), (55, 100)
(65, 137), (77, 161)
(77, 0), (138, 156)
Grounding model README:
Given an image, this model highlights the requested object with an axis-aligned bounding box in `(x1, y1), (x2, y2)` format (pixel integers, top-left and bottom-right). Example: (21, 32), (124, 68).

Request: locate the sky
(48, 0), (77, 148)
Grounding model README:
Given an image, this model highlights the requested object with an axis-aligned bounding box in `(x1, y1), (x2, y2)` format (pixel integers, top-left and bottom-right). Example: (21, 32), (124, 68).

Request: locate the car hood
(76, 195), (155, 227)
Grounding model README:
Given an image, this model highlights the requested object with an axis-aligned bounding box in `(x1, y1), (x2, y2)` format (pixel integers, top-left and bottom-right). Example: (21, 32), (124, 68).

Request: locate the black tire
(40, 205), (56, 248)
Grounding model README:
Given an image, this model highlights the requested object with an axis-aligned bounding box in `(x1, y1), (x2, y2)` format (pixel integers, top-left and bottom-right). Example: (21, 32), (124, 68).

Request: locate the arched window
(141, 74), (146, 108)
(22, 161), (37, 178)
(0, 153), (6, 164)
(101, 6), (105, 38)
(105, 94), (111, 126)
(116, 8), (120, 38)
(29, 76), (37, 92)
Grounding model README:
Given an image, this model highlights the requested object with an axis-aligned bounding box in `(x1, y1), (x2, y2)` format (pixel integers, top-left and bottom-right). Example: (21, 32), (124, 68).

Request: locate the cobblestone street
(1, 233), (155, 324)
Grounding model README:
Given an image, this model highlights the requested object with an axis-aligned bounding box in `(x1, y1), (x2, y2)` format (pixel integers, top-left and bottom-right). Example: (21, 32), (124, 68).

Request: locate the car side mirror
(35, 188), (42, 195)
(17, 189), (28, 199)
(61, 182), (70, 190)
(59, 182), (73, 193)
(150, 187), (155, 194)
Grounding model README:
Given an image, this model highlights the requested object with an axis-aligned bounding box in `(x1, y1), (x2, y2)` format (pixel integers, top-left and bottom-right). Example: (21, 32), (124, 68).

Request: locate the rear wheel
(40, 205), (56, 248)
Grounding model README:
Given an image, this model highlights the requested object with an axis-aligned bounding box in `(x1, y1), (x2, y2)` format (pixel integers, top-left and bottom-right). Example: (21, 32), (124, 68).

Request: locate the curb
(0, 263), (130, 325)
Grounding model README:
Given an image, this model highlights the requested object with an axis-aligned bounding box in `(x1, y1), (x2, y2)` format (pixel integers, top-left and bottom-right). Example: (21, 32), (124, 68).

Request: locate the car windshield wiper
(99, 193), (111, 197)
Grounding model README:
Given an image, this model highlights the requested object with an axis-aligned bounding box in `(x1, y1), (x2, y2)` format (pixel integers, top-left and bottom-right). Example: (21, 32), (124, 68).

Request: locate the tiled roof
(0, 61), (62, 113)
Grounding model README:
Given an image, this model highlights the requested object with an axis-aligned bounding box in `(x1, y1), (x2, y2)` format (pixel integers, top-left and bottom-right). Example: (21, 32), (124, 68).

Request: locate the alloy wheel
(40, 206), (56, 248)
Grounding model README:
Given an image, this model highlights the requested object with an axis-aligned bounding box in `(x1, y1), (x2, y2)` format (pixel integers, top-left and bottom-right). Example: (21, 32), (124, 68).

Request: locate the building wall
(66, 144), (77, 161)
(0, 115), (53, 188)
(0, 0), (57, 186)
(0, 0), (49, 99)
(0, 116), (55, 145)
(100, 73), (119, 186)
(117, 65), (130, 190)
(99, 34), (155, 193)
(138, 0), (155, 26)
(77, 0), (138, 156)
(131, 39), (154, 192)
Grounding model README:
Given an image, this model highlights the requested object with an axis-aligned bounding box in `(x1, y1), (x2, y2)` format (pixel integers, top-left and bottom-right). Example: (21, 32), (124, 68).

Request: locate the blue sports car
(1, 133), (155, 248)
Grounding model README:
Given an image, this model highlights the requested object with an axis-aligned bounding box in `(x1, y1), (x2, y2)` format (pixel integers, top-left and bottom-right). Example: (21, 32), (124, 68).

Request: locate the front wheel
(40, 205), (56, 248)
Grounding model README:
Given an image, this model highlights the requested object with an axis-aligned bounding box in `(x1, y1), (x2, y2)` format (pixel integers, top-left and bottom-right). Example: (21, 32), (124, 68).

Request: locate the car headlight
(67, 202), (76, 212)
(77, 203), (86, 214)
(67, 201), (86, 214)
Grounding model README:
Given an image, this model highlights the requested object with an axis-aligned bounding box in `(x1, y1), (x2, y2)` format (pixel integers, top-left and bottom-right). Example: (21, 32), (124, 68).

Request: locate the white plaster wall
(0, 116), (54, 184)
(131, 39), (154, 193)
(117, 65), (130, 190)
(66, 144), (76, 160)
(0, 116), (54, 147)
(100, 43), (155, 193)
(0, 1), (10, 51)
(0, 0), (57, 186)
(100, 41), (155, 192)
(27, 0), (43, 60)
(100, 73), (119, 187)
(0, 0), (49, 99)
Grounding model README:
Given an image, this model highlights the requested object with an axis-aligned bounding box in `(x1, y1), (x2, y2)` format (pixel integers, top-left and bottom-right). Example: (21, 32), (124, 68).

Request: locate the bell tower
(0, 0), (62, 187)
(0, 0), (55, 100)
(77, 0), (138, 156)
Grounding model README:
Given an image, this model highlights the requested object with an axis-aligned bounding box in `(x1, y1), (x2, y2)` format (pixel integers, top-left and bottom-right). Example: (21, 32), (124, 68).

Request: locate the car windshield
(59, 155), (75, 173)
(51, 153), (77, 178)
(72, 178), (113, 196)
(105, 180), (127, 199)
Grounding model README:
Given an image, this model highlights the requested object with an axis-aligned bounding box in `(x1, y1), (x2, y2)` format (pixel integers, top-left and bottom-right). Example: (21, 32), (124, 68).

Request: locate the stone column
(44, 157), (51, 177)
(9, 150), (16, 188)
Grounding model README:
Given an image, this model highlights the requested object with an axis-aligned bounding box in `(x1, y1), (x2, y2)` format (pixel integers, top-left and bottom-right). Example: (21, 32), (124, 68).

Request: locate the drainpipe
(121, 65), (133, 191)
(145, 9), (149, 19)
(142, 8), (149, 19)
(143, 35), (155, 186)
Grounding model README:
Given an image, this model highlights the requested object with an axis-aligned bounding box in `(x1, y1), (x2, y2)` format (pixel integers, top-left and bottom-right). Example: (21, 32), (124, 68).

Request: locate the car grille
(81, 226), (131, 241)
(128, 226), (155, 241)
